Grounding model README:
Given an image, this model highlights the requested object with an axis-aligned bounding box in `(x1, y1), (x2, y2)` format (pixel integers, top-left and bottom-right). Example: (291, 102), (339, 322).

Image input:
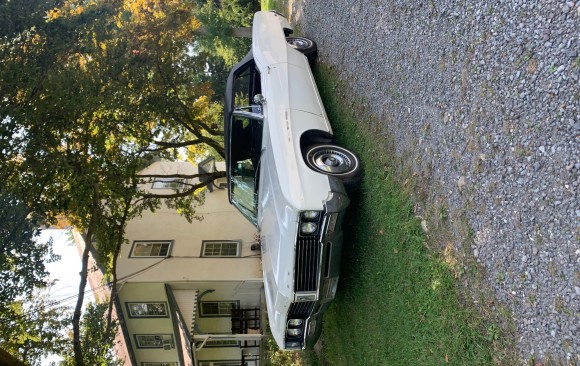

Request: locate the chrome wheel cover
(287, 38), (311, 49)
(309, 148), (354, 175)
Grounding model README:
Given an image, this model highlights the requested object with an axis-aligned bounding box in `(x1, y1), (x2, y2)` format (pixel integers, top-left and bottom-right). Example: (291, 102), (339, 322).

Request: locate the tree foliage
(0, 287), (70, 366)
(0, 0), (237, 266)
(59, 302), (122, 366)
(194, 0), (256, 66)
(0, 192), (57, 313)
(0, 0), (256, 363)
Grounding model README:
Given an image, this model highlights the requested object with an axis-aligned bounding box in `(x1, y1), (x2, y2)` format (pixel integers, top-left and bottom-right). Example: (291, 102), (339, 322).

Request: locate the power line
(0, 258), (167, 324)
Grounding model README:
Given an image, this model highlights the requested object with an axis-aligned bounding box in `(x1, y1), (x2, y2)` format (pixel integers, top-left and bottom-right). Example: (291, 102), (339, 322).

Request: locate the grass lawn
(260, 0), (275, 11)
(310, 66), (501, 365)
(259, 2), (512, 365)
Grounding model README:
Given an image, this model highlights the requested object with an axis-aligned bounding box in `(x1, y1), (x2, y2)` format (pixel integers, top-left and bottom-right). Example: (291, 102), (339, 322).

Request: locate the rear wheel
(286, 36), (318, 64)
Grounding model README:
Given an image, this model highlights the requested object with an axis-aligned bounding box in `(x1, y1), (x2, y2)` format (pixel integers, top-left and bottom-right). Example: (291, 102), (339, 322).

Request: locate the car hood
(258, 145), (298, 345)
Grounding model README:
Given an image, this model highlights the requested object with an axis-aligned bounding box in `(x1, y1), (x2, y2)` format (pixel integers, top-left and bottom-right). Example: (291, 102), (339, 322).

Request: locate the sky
(40, 229), (94, 306)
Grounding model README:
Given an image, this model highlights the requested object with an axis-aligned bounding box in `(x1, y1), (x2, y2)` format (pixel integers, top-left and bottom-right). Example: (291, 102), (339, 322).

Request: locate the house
(78, 159), (264, 366)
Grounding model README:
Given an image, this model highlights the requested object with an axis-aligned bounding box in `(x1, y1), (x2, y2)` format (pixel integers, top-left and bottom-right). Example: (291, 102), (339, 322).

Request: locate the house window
(135, 334), (174, 349)
(143, 363), (178, 366)
(126, 302), (168, 318)
(130, 241), (172, 258)
(152, 178), (185, 189)
(200, 301), (239, 317)
(201, 241), (241, 257)
(205, 340), (240, 347)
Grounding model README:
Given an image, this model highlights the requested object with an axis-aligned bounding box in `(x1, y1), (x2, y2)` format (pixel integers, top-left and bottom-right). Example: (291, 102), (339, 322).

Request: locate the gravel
(290, 0), (579, 363)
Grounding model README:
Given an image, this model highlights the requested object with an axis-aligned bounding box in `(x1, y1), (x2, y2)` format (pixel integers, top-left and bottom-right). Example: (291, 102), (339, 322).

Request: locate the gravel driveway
(289, 1), (579, 363)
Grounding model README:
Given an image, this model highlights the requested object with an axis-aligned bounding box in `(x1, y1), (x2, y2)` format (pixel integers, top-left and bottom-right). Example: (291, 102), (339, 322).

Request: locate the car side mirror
(253, 94), (266, 105)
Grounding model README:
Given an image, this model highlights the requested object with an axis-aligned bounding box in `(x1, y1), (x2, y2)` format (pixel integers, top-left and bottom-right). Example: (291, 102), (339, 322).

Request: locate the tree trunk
(72, 228), (92, 366)
(72, 195), (99, 366)
(0, 348), (27, 366)
(106, 197), (131, 334)
(230, 26), (252, 38)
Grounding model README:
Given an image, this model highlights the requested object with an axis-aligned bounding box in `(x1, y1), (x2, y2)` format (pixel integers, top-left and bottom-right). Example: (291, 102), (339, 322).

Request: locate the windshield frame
(224, 51), (263, 226)
(230, 166), (259, 225)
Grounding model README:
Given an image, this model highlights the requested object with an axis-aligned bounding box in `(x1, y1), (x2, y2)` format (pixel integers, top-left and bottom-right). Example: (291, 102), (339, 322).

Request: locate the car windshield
(227, 57), (263, 225)
(229, 117), (262, 225)
(231, 161), (258, 223)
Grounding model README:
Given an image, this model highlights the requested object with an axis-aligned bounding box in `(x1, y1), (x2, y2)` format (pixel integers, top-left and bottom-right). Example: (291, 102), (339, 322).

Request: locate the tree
(0, 288), (70, 365)
(0, 0), (254, 362)
(193, 0), (257, 66)
(0, 193), (67, 364)
(60, 302), (122, 366)
(0, 192), (57, 314)
(0, 348), (27, 366)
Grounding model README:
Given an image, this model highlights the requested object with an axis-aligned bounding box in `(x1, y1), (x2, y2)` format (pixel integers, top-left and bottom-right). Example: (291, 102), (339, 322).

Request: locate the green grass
(261, 0), (287, 14)
(308, 65), (504, 365)
(260, 0), (275, 11)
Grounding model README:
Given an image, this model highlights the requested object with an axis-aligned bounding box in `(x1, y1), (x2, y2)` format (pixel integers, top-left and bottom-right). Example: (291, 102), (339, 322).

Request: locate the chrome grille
(287, 301), (315, 318)
(294, 237), (321, 292)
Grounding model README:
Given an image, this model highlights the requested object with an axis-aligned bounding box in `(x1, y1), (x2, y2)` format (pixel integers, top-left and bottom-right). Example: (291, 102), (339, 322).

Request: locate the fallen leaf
(379, 229), (384, 235)
(445, 354), (449, 363)
(421, 220), (429, 233)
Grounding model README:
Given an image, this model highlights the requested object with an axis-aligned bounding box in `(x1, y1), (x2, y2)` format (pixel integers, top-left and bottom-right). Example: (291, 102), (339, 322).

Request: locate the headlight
(287, 328), (302, 337)
(302, 211), (320, 220)
(300, 222), (318, 234)
(287, 319), (303, 326)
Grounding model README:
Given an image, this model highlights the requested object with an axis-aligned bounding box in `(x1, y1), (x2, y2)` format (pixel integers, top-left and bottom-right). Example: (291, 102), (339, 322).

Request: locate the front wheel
(286, 36), (318, 63)
(305, 144), (361, 178)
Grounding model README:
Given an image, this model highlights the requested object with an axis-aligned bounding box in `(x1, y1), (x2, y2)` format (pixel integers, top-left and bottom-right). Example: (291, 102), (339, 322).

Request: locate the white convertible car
(224, 11), (362, 350)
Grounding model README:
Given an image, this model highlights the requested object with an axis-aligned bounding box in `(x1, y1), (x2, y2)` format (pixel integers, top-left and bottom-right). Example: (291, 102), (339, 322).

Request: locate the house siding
(115, 161), (263, 366)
